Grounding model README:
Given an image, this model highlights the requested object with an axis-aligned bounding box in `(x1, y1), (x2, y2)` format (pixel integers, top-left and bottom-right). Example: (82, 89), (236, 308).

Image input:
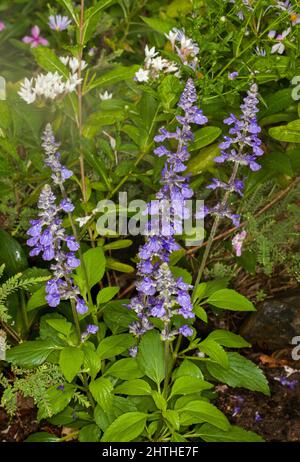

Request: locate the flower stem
(71, 298), (81, 343)
(192, 162), (239, 299)
(77, 0), (86, 204)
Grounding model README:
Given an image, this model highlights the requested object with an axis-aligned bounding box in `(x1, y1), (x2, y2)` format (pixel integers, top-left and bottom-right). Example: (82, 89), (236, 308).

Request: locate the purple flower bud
(60, 198), (75, 212)
(86, 324), (99, 334)
(76, 297), (88, 315)
(178, 325), (193, 337)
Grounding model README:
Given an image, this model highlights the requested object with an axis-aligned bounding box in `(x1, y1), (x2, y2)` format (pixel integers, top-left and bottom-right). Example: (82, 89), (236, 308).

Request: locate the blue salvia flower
(129, 79), (207, 341)
(27, 125), (88, 315)
(200, 83), (262, 226)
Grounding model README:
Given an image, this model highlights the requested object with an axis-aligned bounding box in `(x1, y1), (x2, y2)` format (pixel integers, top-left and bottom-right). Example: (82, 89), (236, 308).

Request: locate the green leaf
(90, 377), (114, 412)
(97, 334), (135, 360)
(75, 247), (106, 293)
(37, 384), (74, 420)
(206, 289), (256, 311)
(104, 358), (143, 380)
(25, 432), (61, 442)
(198, 339), (229, 368)
(198, 423), (264, 442)
(105, 257), (134, 273)
(173, 359), (204, 380)
(193, 282), (207, 301)
(82, 1), (117, 44)
(83, 345), (101, 380)
(137, 330), (165, 386)
(46, 318), (73, 337)
(163, 409), (180, 431)
(187, 143), (220, 176)
(97, 286), (120, 305)
(207, 352), (270, 395)
(103, 240), (132, 250)
(59, 347), (84, 382)
(179, 400), (230, 430)
(190, 127), (222, 151)
(0, 230), (28, 276)
(103, 300), (137, 334)
(115, 379), (152, 395)
(26, 286), (47, 312)
(259, 88), (294, 118)
(194, 305), (208, 322)
(170, 266), (192, 284)
(87, 66), (139, 93)
(83, 111), (124, 138)
(206, 329), (251, 348)
(79, 424), (101, 442)
(141, 16), (176, 34)
(269, 119), (300, 143)
(152, 390), (167, 411)
(6, 339), (59, 368)
(170, 376), (213, 397)
(32, 48), (68, 78)
(101, 412), (147, 442)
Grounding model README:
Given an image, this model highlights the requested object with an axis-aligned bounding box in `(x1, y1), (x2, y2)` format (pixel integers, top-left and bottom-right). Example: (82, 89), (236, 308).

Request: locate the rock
(240, 291), (300, 351)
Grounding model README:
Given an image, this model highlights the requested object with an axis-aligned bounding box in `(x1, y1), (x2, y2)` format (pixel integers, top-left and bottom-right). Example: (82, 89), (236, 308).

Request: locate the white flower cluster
(134, 28), (200, 83)
(18, 56), (87, 104)
(134, 45), (179, 82)
(165, 28), (199, 70)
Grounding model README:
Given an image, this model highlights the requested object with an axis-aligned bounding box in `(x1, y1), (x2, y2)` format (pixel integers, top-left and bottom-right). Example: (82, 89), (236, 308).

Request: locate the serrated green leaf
(97, 334), (135, 360)
(115, 379), (152, 396)
(104, 358), (143, 380)
(179, 400), (230, 430)
(59, 347), (84, 382)
(206, 329), (251, 348)
(79, 424), (101, 442)
(6, 339), (60, 368)
(198, 423), (264, 442)
(269, 119), (300, 143)
(170, 376), (213, 397)
(206, 289), (256, 311)
(101, 412), (147, 442)
(137, 330), (165, 386)
(207, 352), (270, 395)
(199, 339), (229, 368)
(75, 247), (106, 293)
(90, 377), (114, 412)
(97, 286), (120, 305)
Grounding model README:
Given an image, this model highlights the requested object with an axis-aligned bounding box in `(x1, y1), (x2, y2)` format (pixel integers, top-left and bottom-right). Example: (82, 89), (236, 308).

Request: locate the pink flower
(22, 26), (48, 48)
(232, 230), (247, 257)
(0, 22), (5, 32)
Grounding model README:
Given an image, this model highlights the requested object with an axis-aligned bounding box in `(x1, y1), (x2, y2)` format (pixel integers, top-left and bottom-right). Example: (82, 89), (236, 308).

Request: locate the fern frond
(73, 390), (91, 408)
(0, 275), (50, 305)
(0, 264), (5, 281)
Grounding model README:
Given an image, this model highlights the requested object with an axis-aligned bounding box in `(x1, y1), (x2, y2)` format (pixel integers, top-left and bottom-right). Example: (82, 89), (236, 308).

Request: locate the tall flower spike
(129, 79), (207, 341)
(27, 125), (88, 315)
(201, 83), (262, 226)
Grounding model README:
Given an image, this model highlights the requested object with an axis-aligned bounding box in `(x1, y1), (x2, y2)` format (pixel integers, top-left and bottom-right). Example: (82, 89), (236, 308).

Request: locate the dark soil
(0, 394), (60, 442)
(216, 357), (300, 442)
